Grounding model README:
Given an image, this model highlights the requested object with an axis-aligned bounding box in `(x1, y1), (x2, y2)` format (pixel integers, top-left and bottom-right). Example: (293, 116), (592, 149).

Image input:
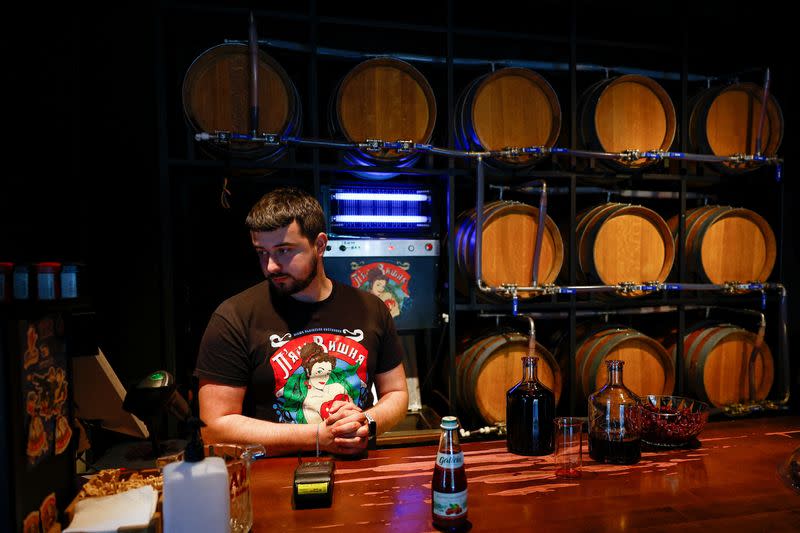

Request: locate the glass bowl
(778, 445), (800, 494)
(639, 395), (710, 447)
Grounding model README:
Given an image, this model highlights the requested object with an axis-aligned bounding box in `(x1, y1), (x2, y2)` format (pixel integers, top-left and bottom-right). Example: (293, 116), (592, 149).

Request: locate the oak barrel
(689, 82), (783, 173)
(454, 67), (561, 167)
(329, 57), (436, 178)
(579, 75), (676, 169)
(668, 205), (776, 284)
(182, 44), (302, 163)
(669, 324), (774, 407)
(557, 325), (675, 401)
(455, 201), (564, 298)
(575, 203), (674, 290)
(456, 332), (562, 425)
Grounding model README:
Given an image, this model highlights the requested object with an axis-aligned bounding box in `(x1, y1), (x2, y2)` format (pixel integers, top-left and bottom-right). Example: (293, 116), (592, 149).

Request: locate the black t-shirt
(194, 280), (404, 424)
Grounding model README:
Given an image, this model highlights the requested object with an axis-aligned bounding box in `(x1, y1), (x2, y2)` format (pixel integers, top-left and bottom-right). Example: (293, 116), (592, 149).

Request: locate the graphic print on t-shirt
(269, 328), (369, 424)
(349, 262), (410, 319)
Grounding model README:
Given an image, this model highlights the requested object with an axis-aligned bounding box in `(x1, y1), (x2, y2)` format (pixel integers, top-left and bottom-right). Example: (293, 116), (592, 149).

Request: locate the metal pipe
(755, 68), (771, 156)
(514, 185), (713, 200)
(192, 132), (783, 166)
(479, 303), (766, 321)
(531, 181), (547, 287)
(248, 11), (259, 136)
(426, 146), (491, 158)
(748, 311), (767, 402)
(767, 283), (791, 406)
(285, 137), (358, 150)
(474, 156), (493, 294)
(527, 316), (536, 358)
(242, 37), (712, 82)
(474, 281), (767, 298)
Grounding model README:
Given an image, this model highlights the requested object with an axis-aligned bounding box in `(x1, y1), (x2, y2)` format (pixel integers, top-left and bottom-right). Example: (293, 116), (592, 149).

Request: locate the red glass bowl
(639, 395), (710, 447)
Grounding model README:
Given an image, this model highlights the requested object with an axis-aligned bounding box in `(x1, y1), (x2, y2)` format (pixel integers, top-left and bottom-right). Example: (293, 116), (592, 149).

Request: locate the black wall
(4, 2), (797, 406)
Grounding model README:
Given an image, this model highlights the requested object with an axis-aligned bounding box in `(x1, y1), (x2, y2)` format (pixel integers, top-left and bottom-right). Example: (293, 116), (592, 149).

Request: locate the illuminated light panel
(332, 215), (430, 223)
(332, 192), (430, 202)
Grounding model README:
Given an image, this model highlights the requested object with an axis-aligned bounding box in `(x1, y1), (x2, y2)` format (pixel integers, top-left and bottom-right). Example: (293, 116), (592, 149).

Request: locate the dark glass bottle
(588, 359), (641, 464)
(506, 356), (555, 455)
(432, 416), (468, 531)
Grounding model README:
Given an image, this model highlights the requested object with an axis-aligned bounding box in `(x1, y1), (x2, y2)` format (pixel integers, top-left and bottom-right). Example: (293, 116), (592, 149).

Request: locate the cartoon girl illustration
(23, 325), (40, 369)
(367, 267), (401, 318)
(26, 391), (48, 461)
(281, 342), (363, 424)
(52, 367), (68, 409)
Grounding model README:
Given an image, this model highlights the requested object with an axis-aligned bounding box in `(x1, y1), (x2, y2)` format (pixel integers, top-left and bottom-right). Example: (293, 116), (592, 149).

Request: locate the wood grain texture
(577, 203), (674, 289)
(182, 43), (299, 161)
(455, 201), (564, 298)
(689, 82), (783, 173)
(580, 75), (676, 168)
(594, 80), (669, 152)
(699, 211), (776, 283)
(572, 327), (675, 400)
(672, 206), (776, 284)
(677, 325), (774, 407)
(467, 68), (561, 165)
(249, 416), (800, 532)
(335, 58), (436, 160)
(456, 332), (562, 425)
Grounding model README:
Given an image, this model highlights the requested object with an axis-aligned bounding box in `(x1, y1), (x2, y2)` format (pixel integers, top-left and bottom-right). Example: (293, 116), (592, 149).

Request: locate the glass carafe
(506, 356), (555, 455)
(588, 359), (641, 464)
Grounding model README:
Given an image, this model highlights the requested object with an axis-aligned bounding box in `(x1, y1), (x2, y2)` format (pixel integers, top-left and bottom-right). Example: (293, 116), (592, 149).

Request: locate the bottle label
(433, 489), (467, 519)
(436, 452), (464, 469)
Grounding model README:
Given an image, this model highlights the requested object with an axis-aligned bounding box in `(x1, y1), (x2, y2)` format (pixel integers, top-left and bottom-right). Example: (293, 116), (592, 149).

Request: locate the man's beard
(267, 253), (318, 296)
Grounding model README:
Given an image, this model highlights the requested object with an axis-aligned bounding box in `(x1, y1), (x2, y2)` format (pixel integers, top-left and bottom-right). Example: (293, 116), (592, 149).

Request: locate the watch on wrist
(364, 411), (377, 448)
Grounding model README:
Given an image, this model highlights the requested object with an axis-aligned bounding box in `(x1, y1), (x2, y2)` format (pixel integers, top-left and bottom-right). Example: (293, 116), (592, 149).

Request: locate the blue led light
(328, 185), (433, 234)
(333, 215), (430, 223)
(343, 152), (420, 181)
(332, 192), (430, 202)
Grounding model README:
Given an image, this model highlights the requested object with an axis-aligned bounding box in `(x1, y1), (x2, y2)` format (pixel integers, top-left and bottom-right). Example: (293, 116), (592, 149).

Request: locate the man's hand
(322, 400), (367, 451)
(318, 419), (368, 455)
(324, 400), (361, 423)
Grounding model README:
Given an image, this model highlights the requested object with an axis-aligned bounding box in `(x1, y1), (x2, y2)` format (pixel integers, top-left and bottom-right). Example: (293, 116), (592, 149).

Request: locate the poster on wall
(349, 261), (411, 320)
(21, 314), (72, 468)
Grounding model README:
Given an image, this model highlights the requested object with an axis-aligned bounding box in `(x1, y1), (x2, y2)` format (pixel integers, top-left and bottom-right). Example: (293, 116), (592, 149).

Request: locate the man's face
(251, 221), (323, 298)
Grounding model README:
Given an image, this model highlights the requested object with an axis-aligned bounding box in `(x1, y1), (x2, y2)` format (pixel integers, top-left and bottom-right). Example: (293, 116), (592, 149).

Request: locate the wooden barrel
(575, 203), (674, 290)
(182, 44), (302, 163)
(689, 82), (783, 173)
(456, 332), (562, 425)
(454, 68), (561, 167)
(455, 201), (564, 298)
(329, 57), (436, 178)
(579, 75), (676, 169)
(669, 324), (774, 407)
(668, 205), (776, 284)
(558, 325), (675, 401)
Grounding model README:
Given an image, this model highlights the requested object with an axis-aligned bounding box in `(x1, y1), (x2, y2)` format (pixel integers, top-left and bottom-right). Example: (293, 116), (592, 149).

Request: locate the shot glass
(555, 416), (583, 478)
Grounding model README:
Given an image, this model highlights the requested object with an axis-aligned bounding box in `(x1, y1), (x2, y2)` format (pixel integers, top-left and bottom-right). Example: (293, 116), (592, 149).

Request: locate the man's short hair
(245, 186), (325, 242)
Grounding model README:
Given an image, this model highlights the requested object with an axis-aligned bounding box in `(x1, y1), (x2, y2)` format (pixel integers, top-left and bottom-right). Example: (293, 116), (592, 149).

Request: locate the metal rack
(154, 2), (789, 421)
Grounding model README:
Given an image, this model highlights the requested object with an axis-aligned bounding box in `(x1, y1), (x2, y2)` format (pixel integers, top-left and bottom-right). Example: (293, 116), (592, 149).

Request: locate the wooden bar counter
(250, 416), (800, 532)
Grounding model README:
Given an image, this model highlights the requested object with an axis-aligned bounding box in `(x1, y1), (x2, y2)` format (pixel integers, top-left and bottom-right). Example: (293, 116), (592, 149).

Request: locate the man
(194, 187), (408, 456)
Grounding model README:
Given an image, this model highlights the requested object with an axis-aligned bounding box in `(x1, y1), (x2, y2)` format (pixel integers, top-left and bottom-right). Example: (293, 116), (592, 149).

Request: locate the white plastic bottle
(162, 418), (230, 533)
